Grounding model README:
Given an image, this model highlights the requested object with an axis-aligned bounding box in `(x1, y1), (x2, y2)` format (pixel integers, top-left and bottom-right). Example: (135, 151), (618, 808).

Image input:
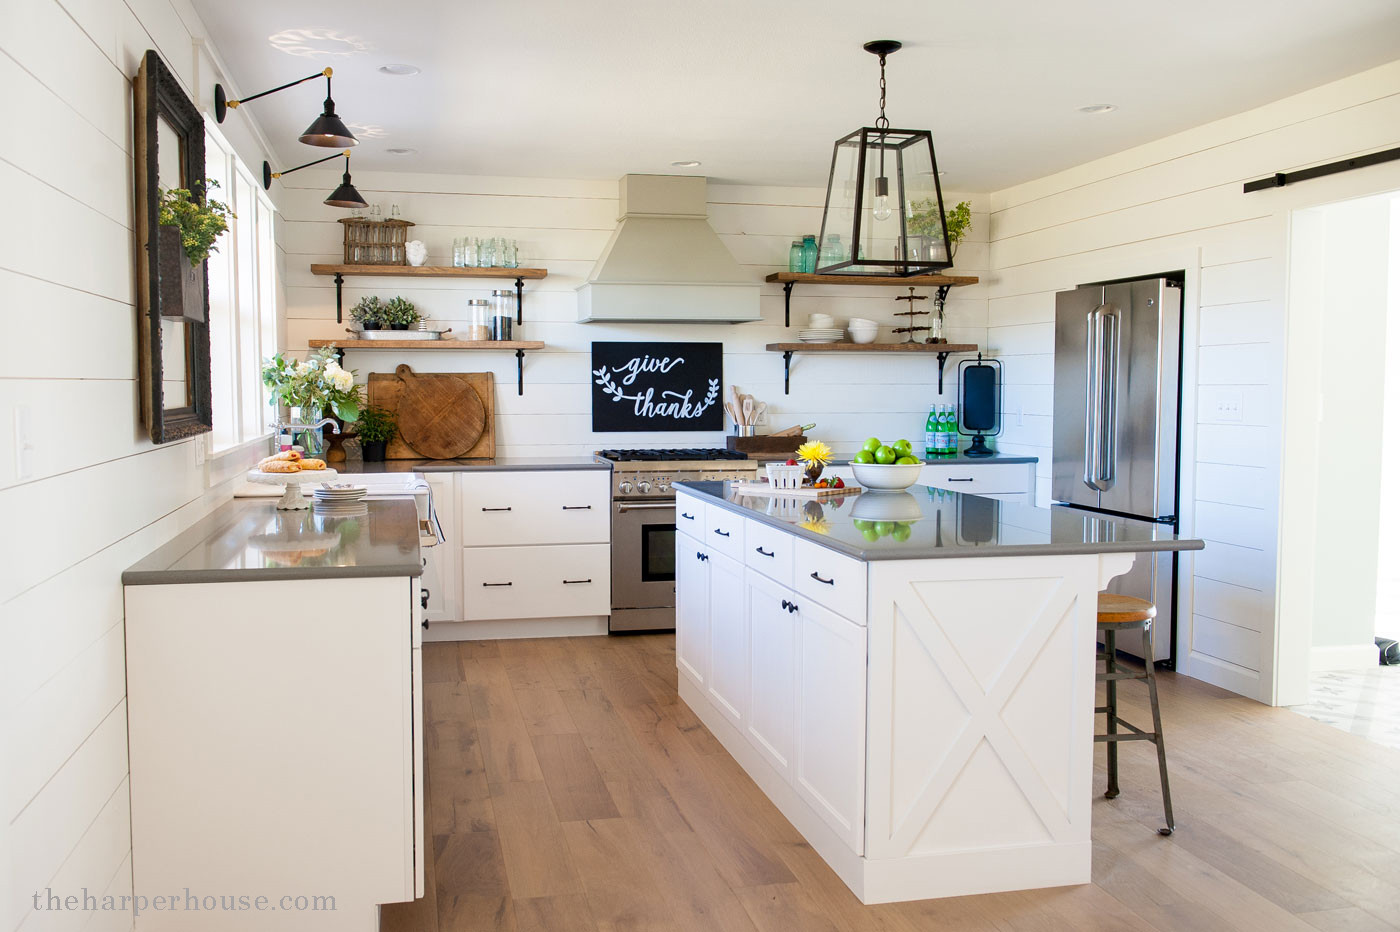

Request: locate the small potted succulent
(351, 295), (384, 331)
(381, 296), (421, 331)
(356, 404), (397, 461)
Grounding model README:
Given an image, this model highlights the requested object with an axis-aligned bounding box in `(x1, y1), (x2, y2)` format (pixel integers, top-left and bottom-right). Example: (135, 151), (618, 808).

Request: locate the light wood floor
(382, 635), (1400, 932)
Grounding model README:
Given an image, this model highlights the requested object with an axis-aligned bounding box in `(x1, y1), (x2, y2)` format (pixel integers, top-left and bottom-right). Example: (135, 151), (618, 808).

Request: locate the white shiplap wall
(278, 174), (989, 458)
(0, 2), (279, 929)
(984, 60), (1400, 701)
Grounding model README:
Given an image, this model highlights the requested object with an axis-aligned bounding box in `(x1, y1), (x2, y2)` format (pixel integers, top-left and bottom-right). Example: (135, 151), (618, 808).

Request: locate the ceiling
(192, 0), (1400, 191)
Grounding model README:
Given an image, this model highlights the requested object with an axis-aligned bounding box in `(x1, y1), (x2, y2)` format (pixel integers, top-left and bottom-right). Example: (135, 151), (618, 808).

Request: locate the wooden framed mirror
(134, 49), (213, 444)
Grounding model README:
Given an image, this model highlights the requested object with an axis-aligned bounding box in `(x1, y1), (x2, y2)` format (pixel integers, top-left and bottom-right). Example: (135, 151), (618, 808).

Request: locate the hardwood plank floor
(382, 635), (1400, 932)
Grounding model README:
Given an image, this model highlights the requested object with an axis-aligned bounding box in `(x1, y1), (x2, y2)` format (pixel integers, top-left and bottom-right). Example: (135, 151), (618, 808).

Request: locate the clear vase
(291, 405), (325, 457)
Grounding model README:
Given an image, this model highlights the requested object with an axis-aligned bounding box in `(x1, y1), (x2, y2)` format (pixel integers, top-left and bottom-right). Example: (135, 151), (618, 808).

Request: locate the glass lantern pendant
(816, 40), (953, 276)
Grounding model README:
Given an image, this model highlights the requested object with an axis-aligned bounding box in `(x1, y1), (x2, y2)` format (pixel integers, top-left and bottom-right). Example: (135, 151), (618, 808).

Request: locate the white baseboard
(1310, 643), (1378, 673)
(1182, 650), (1263, 701)
(423, 616), (608, 641)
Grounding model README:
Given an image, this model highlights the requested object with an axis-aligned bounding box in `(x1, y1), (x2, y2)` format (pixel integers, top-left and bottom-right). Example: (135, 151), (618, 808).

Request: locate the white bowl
(848, 329), (878, 344)
(848, 317), (878, 328)
(850, 490), (923, 522)
(851, 461), (923, 491)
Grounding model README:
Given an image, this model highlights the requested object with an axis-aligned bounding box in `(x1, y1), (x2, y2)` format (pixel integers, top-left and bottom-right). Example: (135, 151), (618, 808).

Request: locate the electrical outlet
(13, 405), (34, 480)
(1212, 390), (1243, 423)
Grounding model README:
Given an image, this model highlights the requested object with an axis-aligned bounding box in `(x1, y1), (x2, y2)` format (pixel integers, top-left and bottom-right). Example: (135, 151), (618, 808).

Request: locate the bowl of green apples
(849, 437), (923, 491)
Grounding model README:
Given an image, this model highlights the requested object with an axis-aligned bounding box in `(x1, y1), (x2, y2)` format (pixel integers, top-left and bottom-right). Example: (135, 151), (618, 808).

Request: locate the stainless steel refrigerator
(1053, 276), (1182, 663)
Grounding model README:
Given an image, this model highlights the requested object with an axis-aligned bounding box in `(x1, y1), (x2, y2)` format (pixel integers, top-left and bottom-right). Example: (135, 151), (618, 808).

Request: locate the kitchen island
(673, 480), (1202, 904)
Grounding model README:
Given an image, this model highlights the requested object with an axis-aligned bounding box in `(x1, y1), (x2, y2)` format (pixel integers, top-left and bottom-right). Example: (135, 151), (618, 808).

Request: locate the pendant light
(815, 40), (952, 276)
(215, 67), (358, 149)
(262, 150), (369, 209)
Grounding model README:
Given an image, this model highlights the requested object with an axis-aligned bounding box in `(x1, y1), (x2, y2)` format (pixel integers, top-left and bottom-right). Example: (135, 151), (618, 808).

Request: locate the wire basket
(340, 218), (415, 265)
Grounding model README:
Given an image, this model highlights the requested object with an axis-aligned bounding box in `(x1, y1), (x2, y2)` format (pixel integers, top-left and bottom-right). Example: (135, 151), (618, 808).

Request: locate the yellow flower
(796, 440), (833, 467)
(799, 516), (831, 534)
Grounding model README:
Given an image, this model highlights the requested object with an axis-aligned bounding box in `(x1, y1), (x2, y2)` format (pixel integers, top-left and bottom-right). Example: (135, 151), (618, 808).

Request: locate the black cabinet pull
(788, 601), (799, 613)
(422, 618), (431, 629)
(481, 506), (513, 512)
(781, 599), (791, 611)
(713, 528), (731, 537)
(482, 581), (513, 587)
(755, 547), (774, 558)
(562, 505), (592, 510)
(420, 587), (431, 610)
(563, 578), (592, 585)
(810, 572), (835, 585)
(681, 512), (694, 519)
(946, 478), (974, 483)
(696, 551), (709, 562)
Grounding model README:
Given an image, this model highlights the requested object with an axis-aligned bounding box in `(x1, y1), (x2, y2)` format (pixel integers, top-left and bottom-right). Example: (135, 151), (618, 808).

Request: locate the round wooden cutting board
(393, 364), (486, 459)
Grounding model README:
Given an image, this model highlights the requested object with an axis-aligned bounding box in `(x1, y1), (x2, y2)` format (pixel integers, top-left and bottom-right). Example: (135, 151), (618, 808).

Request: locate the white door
(676, 542), (711, 687)
(795, 598), (868, 855)
(744, 569), (797, 780)
(706, 551), (748, 726)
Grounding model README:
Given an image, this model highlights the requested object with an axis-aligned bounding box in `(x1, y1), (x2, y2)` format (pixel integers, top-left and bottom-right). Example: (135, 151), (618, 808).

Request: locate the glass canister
(479, 236), (496, 268)
(465, 298), (491, 341)
(800, 234), (818, 273)
(491, 289), (514, 339)
(788, 240), (803, 272)
(502, 238), (519, 268)
(463, 237), (479, 268)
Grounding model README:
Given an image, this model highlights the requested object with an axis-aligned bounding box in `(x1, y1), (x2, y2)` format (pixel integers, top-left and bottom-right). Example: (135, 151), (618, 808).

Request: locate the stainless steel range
(598, 448), (761, 632)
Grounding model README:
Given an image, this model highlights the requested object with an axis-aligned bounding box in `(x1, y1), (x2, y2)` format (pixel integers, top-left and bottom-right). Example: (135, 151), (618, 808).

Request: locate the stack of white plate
(312, 483), (368, 515)
(798, 328), (845, 343)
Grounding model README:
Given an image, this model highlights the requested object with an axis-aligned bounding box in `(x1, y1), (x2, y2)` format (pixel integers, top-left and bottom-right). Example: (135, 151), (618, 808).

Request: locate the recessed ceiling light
(386, 147), (417, 155)
(671, 160), (701, 168)
(379, 63), (421, 76)
(1078, 104), (1117, 114)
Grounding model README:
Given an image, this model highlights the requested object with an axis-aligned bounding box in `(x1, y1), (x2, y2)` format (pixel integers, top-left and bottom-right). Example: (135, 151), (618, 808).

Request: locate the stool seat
(1097, 592), (1156, 625)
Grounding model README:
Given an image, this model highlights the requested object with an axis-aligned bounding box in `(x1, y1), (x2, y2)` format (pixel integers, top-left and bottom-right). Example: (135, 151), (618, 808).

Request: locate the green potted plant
(907, 199), (972, 265)
(356, 404), (397, 461)
(156, 179), (233, 321)
(350, 295), (384, 331)
(381, 296), (421, 331)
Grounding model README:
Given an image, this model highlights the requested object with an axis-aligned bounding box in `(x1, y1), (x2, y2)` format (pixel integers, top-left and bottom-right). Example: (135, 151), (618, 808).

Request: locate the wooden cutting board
(367, 365), (495, 459)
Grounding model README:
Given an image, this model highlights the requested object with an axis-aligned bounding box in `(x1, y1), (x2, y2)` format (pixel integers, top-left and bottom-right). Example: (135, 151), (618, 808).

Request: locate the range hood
(577, 174), (761, 323)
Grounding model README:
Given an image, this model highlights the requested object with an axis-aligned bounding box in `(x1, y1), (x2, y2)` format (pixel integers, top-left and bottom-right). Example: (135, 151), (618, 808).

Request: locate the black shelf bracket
(515, 349), (525, 395)
(936, 351), (950, 393)
(514, 277), (524, 326)
(333, 272), (345, 323)
(782, 281), (795, 327)
(782, 350), (794, 395)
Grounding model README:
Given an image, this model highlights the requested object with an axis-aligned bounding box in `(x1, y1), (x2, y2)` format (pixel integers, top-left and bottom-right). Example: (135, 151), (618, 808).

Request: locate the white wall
(1375, 198), (1400, 643)
(278, 173), (990, 457)
(984, 60), (1400, 701)
(0, 2), (279, 929)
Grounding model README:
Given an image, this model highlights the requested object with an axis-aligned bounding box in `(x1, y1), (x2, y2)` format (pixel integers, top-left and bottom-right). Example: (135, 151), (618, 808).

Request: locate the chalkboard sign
(591, 342), (723, 432)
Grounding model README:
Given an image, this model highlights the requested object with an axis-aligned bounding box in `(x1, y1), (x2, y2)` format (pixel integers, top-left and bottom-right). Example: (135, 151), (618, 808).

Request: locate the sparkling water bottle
(924, 405), (939, 460)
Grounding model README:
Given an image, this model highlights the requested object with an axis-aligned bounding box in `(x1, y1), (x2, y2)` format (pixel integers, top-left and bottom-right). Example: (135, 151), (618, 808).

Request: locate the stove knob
(619, 480), (634, 494)
(637, 480), (652, 494)
(658, 482), (671, 493)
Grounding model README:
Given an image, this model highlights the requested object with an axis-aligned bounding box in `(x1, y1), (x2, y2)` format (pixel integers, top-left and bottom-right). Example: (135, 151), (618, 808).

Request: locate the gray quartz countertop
(674, 480), (1202, 562)
(122, 499), (423, 585)
(832, 452), (1038, 466)
(337, 456), (610, 474)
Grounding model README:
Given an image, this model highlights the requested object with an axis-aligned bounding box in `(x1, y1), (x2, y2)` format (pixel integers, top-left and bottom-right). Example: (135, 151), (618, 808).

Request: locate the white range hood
(577, 174), (761, 324)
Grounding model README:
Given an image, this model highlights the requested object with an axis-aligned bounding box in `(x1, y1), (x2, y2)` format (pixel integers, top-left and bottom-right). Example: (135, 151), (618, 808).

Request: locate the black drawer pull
(755, 546), (775, 558)
(562, 505), (592, 510)
(713, 528), (731, 537)
(946, 478), (974, 483)
(482, 581), (513, 587)
(681, 512), (695, 520)
(481, 506), (513, 512)
(781, 599), (791, 611)
(696, 552), (709, 562)
(810, 572), (835, 585)
(563, 578), (592, 585)
(787, 601), (799, 613)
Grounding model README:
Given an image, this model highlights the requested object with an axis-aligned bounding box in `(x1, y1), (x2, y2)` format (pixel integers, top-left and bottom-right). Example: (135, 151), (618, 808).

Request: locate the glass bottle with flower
(796, 440), (834, 485)
(261, 346), (361, 456)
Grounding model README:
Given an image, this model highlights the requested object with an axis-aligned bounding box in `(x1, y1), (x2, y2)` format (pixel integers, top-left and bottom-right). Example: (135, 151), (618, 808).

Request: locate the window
(205, 124), (279, 454)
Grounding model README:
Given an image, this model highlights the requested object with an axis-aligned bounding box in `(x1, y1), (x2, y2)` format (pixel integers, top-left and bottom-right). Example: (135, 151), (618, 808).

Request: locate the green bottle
(924, 405), (939, 459)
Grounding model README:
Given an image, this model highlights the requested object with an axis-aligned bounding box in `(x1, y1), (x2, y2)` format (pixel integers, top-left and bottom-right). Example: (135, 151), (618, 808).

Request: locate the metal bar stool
(1096, 592), (1174, 835)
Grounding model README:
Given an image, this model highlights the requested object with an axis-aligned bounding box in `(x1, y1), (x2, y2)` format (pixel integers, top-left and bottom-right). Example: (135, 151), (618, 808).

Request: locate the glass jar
(788, 240), (803, 272)
(491, 289), (514, 337)
(819, 233), (844, 269)
(465, 298), (491, 341)
(479, 236), (496, 268)
(502, 238), (519, 268)
(800, 234), (818, 273)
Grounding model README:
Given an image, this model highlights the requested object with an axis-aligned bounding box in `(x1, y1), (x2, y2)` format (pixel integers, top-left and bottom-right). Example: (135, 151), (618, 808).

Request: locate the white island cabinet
(675, 481), (1201, 904)
(122, 500), (426, 931)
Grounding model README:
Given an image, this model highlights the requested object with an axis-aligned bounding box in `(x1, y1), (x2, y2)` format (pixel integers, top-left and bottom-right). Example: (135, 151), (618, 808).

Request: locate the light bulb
(872, 194), (892, 221)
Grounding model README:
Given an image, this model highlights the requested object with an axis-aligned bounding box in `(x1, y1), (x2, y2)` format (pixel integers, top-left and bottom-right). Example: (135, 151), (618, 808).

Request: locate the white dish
(850, 461), (923, 491)
(849, 330), (878, 344)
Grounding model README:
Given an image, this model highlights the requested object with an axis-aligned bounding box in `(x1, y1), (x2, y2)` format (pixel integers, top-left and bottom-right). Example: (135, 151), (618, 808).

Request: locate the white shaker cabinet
(743, 569), (798, 781)
(675, 536), (711, 688)
(707, 549), (748, 726)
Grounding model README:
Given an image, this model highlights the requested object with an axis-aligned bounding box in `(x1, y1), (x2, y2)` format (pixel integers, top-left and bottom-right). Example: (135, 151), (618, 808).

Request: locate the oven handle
(615, 502), (676, 512)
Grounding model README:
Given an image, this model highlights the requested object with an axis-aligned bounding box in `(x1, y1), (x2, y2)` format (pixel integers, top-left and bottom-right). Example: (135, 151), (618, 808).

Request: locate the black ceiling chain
(876, 52), (889, 130)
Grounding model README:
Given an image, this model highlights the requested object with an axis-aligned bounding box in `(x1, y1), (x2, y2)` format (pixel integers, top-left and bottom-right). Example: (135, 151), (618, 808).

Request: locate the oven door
(611, 500), (677, 631)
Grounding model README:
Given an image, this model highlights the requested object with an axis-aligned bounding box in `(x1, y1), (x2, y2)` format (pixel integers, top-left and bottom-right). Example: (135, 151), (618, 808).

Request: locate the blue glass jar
(788, 240), (803, 273)
(800, 235), (818, 273)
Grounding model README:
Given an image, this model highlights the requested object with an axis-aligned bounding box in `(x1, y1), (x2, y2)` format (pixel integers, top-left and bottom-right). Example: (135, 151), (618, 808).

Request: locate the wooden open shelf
(309, 339), (546, 395)
(311, 264), (548, 280)
(765, 271), (980, 327)
(767, 341), (979, 394)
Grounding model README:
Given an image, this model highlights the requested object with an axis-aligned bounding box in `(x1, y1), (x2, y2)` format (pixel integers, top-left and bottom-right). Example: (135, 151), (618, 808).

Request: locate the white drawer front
(459, 471), (610, 546)
(676, 491), (705, 540)
(704, 502), (746, 561)
(920, 462), (1033, 494)
(462, 544), (611, 619)
(744, 518), (794, 587)
(793, 539), (867, 623)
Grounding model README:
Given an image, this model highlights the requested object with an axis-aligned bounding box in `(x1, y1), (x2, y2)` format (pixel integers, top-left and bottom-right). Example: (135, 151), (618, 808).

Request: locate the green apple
(893, 438), (913, 456)
(852, 449), (875, 465)
(873, 521), (895, 537)
(862, 437), (882, 453)
(852, 519), (873, 531)
(895, 455), (920, 465)
(891, 522), (913, 542)
(874, 445), (897, 465)
(861, 527), (880, 542)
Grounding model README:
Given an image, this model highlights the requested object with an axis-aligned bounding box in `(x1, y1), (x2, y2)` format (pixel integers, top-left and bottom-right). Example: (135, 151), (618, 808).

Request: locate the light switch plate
(1212, 389), (1243, 423)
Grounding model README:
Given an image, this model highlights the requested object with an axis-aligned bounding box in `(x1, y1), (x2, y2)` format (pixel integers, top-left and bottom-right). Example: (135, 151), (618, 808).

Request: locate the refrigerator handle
(1083, 306), (1101, 490)
(1098, 307), (1120, 487)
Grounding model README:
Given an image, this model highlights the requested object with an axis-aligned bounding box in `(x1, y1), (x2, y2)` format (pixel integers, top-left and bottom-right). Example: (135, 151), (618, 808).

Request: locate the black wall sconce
(263, 150), (368, 209)
(215, 67), (357, 149)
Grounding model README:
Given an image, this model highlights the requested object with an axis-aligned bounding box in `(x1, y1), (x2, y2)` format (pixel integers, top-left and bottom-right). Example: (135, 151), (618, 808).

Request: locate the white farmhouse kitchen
(6, 2), (1400, 931)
